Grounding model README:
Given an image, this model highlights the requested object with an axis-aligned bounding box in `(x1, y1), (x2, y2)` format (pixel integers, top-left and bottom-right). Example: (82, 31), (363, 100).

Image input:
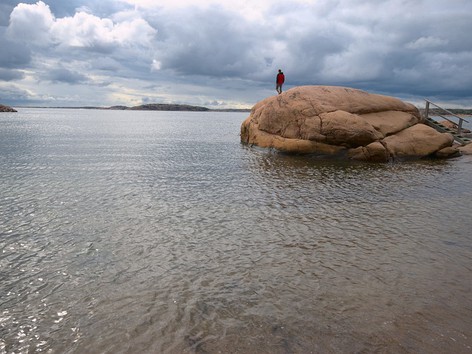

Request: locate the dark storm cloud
(0, 32), (31, 69)
(153, 7), (269, 79)
(0, 69), (24, 81)
(44, 67), (88, 84)
(0, 84), (35, 105)
(1, 0), (472, 107)
(148, 0), (472, 102)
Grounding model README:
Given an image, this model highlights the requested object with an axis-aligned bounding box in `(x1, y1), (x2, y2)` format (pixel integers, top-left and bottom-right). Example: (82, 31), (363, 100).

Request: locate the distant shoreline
(8, 104), (472, 116)
(14, 103), (251, 113)
(418, 108), (472, 116)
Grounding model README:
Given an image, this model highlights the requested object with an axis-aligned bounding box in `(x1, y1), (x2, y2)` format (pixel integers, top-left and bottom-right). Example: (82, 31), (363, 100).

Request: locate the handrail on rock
(424, 99), (469, 136)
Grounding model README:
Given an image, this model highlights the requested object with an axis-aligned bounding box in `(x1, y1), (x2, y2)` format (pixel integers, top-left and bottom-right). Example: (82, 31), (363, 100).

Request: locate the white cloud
(407, 36), (449, 50)
(151, 59), (161, 71)
(7, 1), (157, 50)
(118, 0), (314, 21)
(52, 13), (156, 49)
(7, 1), (55, 45)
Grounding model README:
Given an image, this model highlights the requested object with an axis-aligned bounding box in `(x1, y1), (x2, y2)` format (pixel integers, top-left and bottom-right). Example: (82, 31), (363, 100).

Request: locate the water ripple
(1, 109), (472, 353)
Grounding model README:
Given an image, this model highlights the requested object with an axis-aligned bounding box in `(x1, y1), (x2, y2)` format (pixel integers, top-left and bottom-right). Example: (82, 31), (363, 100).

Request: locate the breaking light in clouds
(1, 0), (472, 108)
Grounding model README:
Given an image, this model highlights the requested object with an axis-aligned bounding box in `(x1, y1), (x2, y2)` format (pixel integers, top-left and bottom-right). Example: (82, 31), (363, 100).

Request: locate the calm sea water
(1, 108), (471, 354)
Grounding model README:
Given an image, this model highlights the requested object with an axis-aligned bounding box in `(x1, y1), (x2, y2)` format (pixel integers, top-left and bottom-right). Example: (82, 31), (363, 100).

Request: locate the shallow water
(1, 109), (471, 353)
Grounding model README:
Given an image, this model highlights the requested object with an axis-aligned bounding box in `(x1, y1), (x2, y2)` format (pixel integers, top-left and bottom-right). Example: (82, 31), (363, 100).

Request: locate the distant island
(112, 103), (210, 111)
(19, 103), (251, 112)
(4, 102), (471, 115)
(418, 108), (472, 116)
(109, 103), (251, 112)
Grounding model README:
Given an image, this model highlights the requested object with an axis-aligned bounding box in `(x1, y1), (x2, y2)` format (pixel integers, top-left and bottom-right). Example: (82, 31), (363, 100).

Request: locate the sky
(1, 0), (472, 109)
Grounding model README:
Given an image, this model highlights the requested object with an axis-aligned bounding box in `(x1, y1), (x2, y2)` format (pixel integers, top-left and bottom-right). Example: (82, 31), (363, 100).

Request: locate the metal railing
(424, 99), (469, 136)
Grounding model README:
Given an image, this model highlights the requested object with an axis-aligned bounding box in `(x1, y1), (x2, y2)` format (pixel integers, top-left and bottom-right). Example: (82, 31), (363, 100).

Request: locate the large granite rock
(0, 104), (17, 112)
(241, 86), (455, 162)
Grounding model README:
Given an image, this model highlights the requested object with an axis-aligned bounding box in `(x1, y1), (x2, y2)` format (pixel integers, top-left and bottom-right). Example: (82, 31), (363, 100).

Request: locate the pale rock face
(382, 124), (454, 158)
(434, 146), (461, 159)
(318, 110), (383, 147)
(458, 143), (472, 155)
(241, 86), (455, 162)
(361, 111), (420, 136)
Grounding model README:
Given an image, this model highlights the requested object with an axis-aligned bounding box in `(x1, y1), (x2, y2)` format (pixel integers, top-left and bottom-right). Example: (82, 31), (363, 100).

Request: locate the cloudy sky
(1, 0), (471, 109)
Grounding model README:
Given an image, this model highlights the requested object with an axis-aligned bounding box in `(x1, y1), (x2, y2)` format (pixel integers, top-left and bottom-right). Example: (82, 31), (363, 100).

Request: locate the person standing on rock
(276, 69), (285, 94)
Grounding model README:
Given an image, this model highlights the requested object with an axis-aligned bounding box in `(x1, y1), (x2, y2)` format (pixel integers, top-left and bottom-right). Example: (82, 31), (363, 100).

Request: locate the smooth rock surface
(241, 86), (455, 161)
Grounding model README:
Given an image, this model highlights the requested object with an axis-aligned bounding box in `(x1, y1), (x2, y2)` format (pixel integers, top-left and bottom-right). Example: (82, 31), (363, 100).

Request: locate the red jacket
(276, 72), (285, 84)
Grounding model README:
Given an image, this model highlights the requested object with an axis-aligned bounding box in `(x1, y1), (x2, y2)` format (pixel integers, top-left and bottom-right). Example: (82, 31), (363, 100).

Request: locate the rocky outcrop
(241, 86), (456, 162)
(0, 104), (17, 112)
